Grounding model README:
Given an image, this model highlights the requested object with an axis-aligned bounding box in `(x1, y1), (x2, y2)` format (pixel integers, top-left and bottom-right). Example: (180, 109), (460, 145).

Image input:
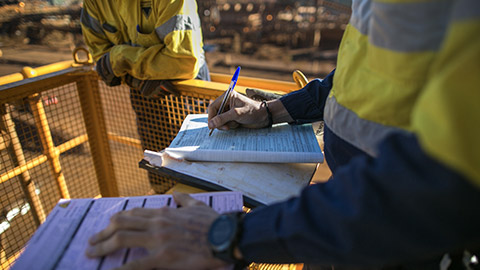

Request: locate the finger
(216, 120), (239, 131)
(89, 214), (149, 244)
(172, 192), (207, 207)
(86, 230), (151, 257)
(126, 207), (169, 218)
(207, 92), (226, 121)
(161, 81), (180, 97)
(226, 121), (240, 130)
(149, 88), (169, 99)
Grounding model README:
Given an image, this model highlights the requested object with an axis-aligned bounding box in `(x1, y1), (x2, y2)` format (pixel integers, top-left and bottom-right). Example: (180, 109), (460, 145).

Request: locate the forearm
(109, 43), (198, 80)
(238, 132), (480, 266)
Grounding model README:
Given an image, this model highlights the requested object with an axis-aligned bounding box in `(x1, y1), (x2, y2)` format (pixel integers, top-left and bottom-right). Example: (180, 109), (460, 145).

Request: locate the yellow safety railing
(0, 54), (305, 269)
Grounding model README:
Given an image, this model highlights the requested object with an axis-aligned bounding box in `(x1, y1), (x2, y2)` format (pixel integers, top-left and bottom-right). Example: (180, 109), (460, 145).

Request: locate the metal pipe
(0, 155), (48, 185)
(210, 72), (298, 93)
(76, 74), (119, 197)
(28, 93), (70, 199)
(0, 134), (88, 184)
(107, 133), (142, 149)
(1, 104), (46, 224)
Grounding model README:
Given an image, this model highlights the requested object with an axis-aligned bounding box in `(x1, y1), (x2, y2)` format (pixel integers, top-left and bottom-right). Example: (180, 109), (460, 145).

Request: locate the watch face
(209, 215), (236, 251)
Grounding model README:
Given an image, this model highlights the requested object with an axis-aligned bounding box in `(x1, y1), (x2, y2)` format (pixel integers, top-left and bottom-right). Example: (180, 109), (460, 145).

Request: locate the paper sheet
(144, 150), (316, 206)
(166, 114), (323, 163)
(12, 192), (243, 270)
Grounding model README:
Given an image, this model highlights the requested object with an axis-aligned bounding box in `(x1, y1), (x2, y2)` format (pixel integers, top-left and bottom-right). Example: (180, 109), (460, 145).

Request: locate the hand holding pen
(208, 66), (286, 131)
(208, 66), (241, 136)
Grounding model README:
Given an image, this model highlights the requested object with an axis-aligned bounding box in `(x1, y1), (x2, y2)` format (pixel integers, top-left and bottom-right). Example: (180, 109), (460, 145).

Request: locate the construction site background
(0, 0), (351, 79)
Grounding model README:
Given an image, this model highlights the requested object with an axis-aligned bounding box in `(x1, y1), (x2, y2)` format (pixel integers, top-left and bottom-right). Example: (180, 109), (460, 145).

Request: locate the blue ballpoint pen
(209, 66), (241, 136)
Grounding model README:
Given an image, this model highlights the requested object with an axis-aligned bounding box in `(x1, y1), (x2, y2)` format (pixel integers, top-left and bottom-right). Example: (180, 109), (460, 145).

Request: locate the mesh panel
(0, 70), (297, 269)
(99, 81), (215, 194)
(99, 83), (151, 196)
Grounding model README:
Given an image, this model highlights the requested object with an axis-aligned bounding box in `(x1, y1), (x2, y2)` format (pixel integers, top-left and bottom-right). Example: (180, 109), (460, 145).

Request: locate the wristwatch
(208, 212), (249, 269)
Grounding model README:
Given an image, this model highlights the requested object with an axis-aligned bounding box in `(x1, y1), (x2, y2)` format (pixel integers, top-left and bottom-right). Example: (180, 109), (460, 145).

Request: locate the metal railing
(0, 55), (302, 269)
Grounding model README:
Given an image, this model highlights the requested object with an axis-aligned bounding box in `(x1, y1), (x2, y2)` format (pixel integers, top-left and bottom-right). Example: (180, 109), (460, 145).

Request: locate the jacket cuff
(280, 81), (324, 124)
(239, 205), (296, 263)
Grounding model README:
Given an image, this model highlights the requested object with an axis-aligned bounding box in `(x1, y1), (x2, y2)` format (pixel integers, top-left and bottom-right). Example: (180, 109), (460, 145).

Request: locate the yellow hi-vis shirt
(325, 0), (480, 187)
(80, 0), (206, 80)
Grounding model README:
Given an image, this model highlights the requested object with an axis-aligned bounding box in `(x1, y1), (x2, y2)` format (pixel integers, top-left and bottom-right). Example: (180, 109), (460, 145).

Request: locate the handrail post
(76, 73), (119, 197)
(28, 94), (70, 199)
(1, 104), (46, 224)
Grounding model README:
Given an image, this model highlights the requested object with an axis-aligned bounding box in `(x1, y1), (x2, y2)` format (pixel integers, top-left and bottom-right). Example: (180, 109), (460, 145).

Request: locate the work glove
(95, 53), (121, 87)
(245, 88), (283, 101)
(124, 74), (179, 99)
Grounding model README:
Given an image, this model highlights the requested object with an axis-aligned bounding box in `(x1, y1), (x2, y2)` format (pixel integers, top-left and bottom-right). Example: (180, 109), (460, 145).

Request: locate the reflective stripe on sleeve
(155, 14), (199, 40)
(350, 0), (372, 35)
(324, 96), (408, 157)
(80, 8), (105, 36)
(370, 0), (451, 52)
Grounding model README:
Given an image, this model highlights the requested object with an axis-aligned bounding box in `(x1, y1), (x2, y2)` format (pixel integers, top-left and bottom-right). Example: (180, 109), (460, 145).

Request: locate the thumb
(172, 192), (205, 207)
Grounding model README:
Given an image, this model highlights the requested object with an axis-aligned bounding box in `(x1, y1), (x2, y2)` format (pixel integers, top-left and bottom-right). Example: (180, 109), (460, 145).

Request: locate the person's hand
(124, 74), (179, 99)
(208, 90), (269, 130)
(85, 192), (227, 270)
(96, 53), (122, 87)
(141, 79), (179, 98)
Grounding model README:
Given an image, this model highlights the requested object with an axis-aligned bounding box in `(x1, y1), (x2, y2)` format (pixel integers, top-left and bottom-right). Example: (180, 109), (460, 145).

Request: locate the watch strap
(209, 212), (249, 269)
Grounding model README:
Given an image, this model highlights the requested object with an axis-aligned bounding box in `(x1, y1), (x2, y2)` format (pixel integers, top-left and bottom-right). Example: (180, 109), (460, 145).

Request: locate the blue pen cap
(232, 66), (241, 82)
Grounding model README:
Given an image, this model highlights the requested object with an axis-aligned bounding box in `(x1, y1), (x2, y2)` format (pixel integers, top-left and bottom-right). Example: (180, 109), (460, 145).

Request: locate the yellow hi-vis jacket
(325, 0), (480, 187)
(80, 0), (206, 80)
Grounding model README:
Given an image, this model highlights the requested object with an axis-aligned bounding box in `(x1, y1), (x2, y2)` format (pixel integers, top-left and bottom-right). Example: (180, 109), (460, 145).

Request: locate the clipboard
(139, 152), (317, 208)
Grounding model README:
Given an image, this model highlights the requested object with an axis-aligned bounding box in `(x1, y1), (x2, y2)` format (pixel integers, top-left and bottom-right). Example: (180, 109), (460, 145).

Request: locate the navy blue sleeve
(280, 70), (334, 124)
(239, 132), (480, 266)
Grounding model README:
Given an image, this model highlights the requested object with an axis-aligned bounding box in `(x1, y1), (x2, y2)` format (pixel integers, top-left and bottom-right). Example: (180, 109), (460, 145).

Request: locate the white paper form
(56, 198), (127, 270)
(166, 114), (323, 163)
(124, 195), (171, 263)
(100, 197), (146, 270)
(12, 192), (243, 270)
(11, 199), (92, 270)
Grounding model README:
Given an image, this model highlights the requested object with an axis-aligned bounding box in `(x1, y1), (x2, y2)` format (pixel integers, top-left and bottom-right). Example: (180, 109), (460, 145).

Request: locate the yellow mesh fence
(98, 80), (218, 195)
(0, 63), (300, 269)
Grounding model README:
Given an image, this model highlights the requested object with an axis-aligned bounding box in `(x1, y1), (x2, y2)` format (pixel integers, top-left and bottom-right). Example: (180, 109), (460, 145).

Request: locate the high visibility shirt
(239, 0), (480, 266)
(80, 0), (206, 80)
(324, 0), (480, 187)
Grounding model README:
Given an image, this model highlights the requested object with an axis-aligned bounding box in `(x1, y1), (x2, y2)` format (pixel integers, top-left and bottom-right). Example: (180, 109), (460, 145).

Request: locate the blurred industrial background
(0, 0), (351, 79)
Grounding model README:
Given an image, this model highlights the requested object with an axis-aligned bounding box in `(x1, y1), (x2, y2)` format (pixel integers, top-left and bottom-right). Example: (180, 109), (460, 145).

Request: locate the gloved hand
(95, 53), (121, 86)
(245, 88), (283, 101)
(124, 74), (179, 99)
(141, 80), (179, 98)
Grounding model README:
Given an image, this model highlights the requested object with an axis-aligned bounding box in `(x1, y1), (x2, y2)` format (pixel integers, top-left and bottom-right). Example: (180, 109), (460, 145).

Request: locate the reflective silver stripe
(155, 14), (199, 40)
(324, 96), (408, 157)
(349, 0), (372, 35)
(80, 8), (105, 36)
(452, 0), (480, 22)
(370, 0), (452, 52)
